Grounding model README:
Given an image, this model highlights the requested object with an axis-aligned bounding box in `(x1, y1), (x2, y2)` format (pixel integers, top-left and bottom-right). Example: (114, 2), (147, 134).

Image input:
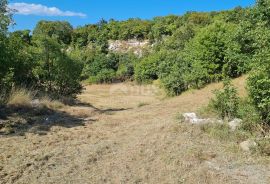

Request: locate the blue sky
(9, 0), (256, 31)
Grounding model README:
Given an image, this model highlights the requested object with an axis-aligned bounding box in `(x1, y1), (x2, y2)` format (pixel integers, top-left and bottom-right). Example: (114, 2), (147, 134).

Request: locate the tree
(182, 21), (245, 87)
(33, 21), (73, 45)
(8, 30), (35, 87)
(135, 53), (161, 83)
(0, 0), (14, 98)
(0, 0), (12, 34)
(32, 35), (82, 97)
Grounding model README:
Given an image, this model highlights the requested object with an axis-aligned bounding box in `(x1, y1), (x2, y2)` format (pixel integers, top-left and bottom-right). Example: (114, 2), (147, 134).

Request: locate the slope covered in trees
(1, 0), (270, 126)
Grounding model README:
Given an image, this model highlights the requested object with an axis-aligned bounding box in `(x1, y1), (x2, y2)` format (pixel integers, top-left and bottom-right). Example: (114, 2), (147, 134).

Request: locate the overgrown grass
(7, 88), (33, 107)
(200, 123), (251, 142)
(255, 138), (270, 156)
(40, 97), (64, 110)
(5, 88), (65, 110)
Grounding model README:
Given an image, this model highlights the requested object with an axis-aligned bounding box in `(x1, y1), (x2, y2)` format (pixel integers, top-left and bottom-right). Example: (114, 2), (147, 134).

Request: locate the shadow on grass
(0, 105), (95, 136)
(0, 101), (132, 136)
(73, 101), (132, 114)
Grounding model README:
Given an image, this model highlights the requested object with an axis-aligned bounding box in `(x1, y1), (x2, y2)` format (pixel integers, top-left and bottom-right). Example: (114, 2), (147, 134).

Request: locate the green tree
(0, 0), (14, 98)
(33, 21), (73, 45)
(135, 53), (161, 83)
(247, 49), (270, 124)
(183, 21), (245, 87)
(32, 35), (82, 97)
(0, 0), (12, 34)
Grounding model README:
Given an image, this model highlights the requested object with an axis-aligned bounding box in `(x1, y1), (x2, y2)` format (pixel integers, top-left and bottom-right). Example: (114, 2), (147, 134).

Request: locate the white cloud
(8, 2), (87, 18)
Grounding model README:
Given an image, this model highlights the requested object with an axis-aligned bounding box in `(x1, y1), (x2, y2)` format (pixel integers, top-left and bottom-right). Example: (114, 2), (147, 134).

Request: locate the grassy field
(0, 76), (269, 184)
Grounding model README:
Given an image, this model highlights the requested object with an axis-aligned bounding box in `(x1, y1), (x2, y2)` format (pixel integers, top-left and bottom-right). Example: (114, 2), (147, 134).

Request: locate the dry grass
(7, 88), (33, 107)
(39, 96), (65, 110)
(1, 76), (270, 184)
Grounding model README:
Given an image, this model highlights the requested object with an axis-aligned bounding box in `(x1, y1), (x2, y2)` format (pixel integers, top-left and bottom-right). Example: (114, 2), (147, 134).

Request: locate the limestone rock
(228, 118), (242, 131)
(183, 113), (207, 124)
(240, 140), (257, 152)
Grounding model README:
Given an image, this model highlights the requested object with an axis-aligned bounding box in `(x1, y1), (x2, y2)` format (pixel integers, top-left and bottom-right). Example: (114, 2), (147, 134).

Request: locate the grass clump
(200, 123), (250, 142)
(7, 88), (33, 107)
(137, 102), (149, 107)
(255, 138), (270, 156)
(40, 97), (64, 110)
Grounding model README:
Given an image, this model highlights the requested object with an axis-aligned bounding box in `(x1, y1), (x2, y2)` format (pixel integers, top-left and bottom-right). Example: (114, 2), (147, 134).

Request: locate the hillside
(1, 76), (269, 184)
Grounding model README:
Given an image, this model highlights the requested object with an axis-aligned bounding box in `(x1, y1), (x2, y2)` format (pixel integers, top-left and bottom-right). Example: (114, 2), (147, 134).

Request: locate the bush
(209, 79), (240, 119)
(116, 53), (137, 81)
(159, 63), (187, 96)
(182, 21), (246, 85)
(88, 69), (116, 84)
(135, 54), (160, 84)
(237, 99), (261, 132)
(32, 35), (83, 98)
(247, 67), (270, 125)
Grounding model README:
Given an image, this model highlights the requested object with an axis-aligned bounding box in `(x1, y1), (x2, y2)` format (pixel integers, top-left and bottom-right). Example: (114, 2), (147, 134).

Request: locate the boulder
(240, 140), (257, 152)
(183, 113), (207, 124)
(228, 118), (242, 131)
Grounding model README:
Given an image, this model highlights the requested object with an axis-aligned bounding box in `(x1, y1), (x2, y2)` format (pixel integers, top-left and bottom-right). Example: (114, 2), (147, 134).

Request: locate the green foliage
(150, 15), (182, 40)
(157, 51), (188, 95)
(1, 0), (270, 116)
(183, 21), (245, 85)
(88, 69), (116, 84)
(210, 79), (240, 119)
(237, 99), (261, 132)
(82, 52), (118, 83)
(0, 0), (12, 34)
(159, 65), (187, 96)
(135, 53), (160, 84)
(200, 123), (249, 142)
(116, 53), (138, 81)
(33, 21), (73, 45)
(32, 35), (83, 97)
(247, 51), (270, 124)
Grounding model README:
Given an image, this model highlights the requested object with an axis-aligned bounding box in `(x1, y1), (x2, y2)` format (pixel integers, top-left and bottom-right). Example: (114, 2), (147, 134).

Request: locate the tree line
(1, 0), (270, 124)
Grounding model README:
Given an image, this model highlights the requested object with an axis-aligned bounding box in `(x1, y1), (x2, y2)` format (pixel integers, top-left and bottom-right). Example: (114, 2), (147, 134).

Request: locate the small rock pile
(182, 112), (258, 152)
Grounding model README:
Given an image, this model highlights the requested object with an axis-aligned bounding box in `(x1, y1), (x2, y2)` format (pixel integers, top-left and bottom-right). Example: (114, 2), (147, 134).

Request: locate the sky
(8, 0), (256, 31)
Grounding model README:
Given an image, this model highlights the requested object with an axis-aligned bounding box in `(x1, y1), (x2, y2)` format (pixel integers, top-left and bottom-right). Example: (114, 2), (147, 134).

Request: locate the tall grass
(7, 88), (33, 107)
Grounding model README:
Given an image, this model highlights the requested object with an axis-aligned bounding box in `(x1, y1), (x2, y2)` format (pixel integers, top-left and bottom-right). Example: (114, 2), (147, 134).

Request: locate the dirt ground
(0, 76), (269, 184)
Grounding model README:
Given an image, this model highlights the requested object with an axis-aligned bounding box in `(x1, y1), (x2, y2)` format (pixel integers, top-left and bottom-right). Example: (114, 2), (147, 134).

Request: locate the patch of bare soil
(1, 77), (269, 184)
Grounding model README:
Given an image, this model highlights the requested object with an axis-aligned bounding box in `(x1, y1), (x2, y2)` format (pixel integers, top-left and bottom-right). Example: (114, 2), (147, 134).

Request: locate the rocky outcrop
(108, 39), (150, 56)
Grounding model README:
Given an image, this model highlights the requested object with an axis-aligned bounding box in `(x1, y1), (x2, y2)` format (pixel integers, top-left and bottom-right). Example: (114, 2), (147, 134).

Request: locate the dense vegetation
(1, 0), (270, 126)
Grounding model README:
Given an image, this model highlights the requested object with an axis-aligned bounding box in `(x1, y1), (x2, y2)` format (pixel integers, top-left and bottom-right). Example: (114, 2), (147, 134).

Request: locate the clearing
(0, 76), (269, 184)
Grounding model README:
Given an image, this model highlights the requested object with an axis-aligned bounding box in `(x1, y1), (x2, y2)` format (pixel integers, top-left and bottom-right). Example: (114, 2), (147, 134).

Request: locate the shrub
(209, 79), (240, 119)
(247, 68), (270, 124)
(156, 50), (189, 95)
(159, 64), (187, 96)
(116, 53), (137, 81)
(32, 35), (83, 98)
(182, 21), (246, 85)
(135, 54), (160, 84)
(237, 98), (261, 132)
(88, 69), (116, 84)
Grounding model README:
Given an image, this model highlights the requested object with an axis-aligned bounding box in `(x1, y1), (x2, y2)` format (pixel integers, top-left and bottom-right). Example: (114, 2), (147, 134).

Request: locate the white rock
(240, 140), (257, 152)
(183, 113), (207, 124)
(30, 99), (40, 108)
(228, 118), (242, 131)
